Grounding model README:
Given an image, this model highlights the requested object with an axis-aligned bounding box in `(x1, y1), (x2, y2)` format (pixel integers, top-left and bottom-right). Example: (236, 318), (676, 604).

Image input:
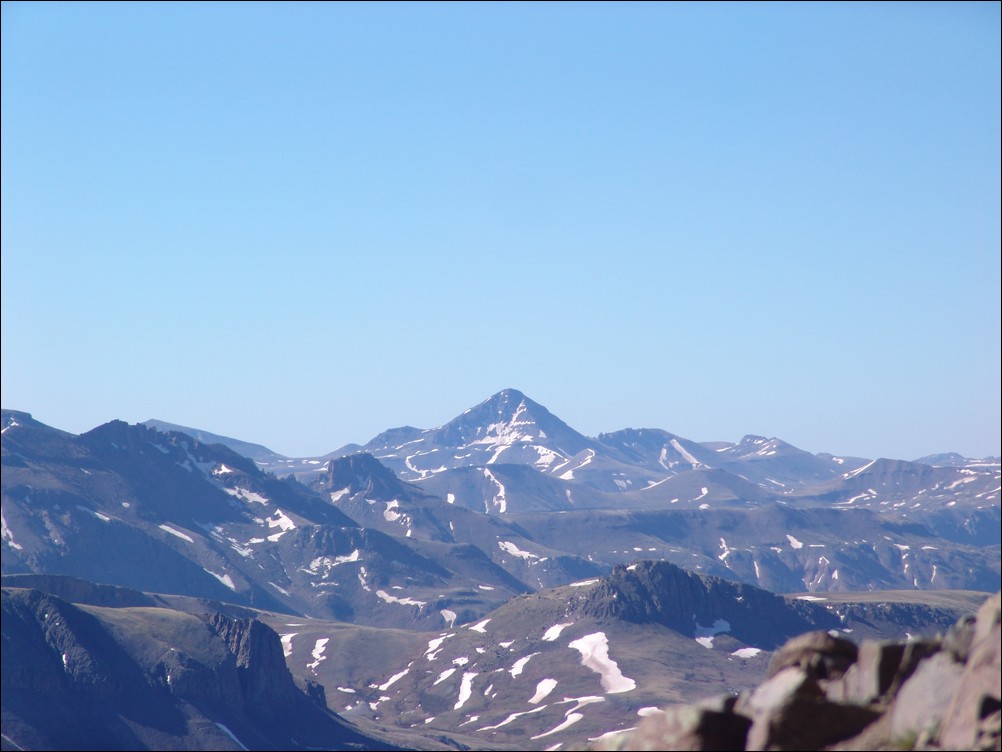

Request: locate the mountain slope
(142, 419), (287, 463)
(1, 586), (393, 751)
(272, 560), (986, 750)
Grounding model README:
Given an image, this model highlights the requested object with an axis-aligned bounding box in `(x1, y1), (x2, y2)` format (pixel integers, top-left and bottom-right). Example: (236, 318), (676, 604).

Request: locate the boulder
(764, 631), (857, 682)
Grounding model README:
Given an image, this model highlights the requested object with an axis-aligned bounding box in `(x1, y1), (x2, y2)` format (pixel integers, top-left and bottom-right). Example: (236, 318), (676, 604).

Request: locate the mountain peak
(491, 387), (528, 402)
(347, 390), (596, 480)
(322, 452), (407, 498)
(472, 388), (536, 420)
(435, 389), (586, 454)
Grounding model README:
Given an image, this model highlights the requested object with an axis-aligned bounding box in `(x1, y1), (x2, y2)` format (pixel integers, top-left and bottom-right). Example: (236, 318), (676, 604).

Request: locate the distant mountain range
(2, 390), (999, 749)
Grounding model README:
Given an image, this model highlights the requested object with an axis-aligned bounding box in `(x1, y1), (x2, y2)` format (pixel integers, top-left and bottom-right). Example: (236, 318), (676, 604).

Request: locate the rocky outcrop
(598, 591), (1001, 751)
(202, 611), (304, 710)
(581, 560), (840, 649)
(321, 452), (414, 498)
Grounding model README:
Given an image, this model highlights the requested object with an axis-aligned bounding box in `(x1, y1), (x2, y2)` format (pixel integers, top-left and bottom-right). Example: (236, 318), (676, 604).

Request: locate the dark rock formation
(581, 560), (840, 648)
(0, 587), (396, 750)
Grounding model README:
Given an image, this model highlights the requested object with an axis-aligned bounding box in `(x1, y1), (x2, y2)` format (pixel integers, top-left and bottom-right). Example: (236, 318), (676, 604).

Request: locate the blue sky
(2, 2), (999, 460)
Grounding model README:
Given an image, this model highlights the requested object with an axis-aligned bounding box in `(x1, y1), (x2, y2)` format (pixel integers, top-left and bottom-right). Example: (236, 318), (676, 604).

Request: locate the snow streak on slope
(529, 678), (558, 704)
(567, 632), (635, 693)
(669, 438), (703, 468)
(542, 622), (573, 641)
(307, 638), (329, 671)
(454, 672), (478, 710)
(482, 469), (507, 514)
(509, 653), (539, 677)
(377, 590), (427, 607)
(159, 524), (194, 543)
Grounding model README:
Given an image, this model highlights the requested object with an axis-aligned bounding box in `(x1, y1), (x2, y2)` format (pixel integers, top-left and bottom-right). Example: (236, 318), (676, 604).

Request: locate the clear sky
(2, 2), (1000, 461)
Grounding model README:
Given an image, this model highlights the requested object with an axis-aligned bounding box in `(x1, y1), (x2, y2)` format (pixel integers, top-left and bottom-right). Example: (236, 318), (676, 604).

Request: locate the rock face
(0, 587), (394, 751)
(581, 560), (841, 648)
(601, 591), (1001, 751)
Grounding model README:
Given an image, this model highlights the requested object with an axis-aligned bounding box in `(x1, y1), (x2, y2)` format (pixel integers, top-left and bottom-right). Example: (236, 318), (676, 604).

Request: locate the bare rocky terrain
(2, 391), (999, 749)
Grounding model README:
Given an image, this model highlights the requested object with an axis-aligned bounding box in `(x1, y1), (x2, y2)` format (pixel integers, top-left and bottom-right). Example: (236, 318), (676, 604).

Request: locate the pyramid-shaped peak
(426, 389), (592, 457)
(459, 389), (564, 430)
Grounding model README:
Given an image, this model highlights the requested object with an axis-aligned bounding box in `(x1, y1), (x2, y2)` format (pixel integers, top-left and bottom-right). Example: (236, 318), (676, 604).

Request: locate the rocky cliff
(0, 587), (395, 750)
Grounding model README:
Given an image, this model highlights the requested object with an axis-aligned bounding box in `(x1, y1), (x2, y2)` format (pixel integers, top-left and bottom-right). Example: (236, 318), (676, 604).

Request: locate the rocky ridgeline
(598, 591), (1001, 752)
(0, 588), (388, 750)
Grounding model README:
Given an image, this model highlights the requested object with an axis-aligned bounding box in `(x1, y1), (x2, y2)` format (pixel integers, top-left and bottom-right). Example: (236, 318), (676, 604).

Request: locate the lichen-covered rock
(890, 651), (966, 741)
(764, 631), (858, 682)
(614, 701), (751, 751)
(829, 639), (904, 705)
(737, 667), (879, 751)
(937, 606), (1001, 752)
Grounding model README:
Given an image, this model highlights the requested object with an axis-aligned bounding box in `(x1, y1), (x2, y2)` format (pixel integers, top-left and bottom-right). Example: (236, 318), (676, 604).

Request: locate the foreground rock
(598, 591), (1001, 751)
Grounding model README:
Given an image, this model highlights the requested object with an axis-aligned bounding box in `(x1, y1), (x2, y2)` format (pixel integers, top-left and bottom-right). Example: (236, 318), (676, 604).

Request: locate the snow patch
(786, 534), (804, 550)
(509, 652), (539, 678)
(638, 706), (666, 716)
(567, 632), (635, 693)
(532, 714), (584, 740)
(425, 633), (454, 660)
(844, 460), (876, 478)
(223, 487), (269, 505)
(482, 469), (508, 514)
(718, 537), (734, 562)
(477, 704), (548, 731)
(498, 540), (541, 560)
(159, 524), (194, 543)
(77, 505), (111, 522)
(376, 667), (409, 691)
(542, 622), (573, 642)
(454, 672), (478, 710)
(529, 678), (558, 704)
(433, 668), (456, 686)
(204, 569), (236, 591)
(266, 509), (296, 533)
(383, 500), (402, 522)
(307, 638), (329, 670)
(376, 589), (426, 607)
(558, 449), (595, 481)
